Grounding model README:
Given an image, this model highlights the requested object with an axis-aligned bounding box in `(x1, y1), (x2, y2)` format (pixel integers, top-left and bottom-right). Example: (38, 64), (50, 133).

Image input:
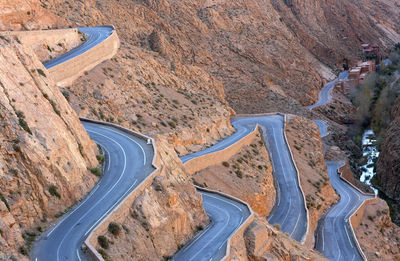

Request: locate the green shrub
(97, 249), (112, 261)
(167, 121), (176, 128)
(49, 185), (61, 199)
(96, 154), (105, 164)
(0, 193), (10, 211)
(18, 118), (32, 135)
(36, 69), (46, 77)
(88, 167), (102, 177)
(222, 161), (230, 167)
(61, 90), (70, 101)
(235, 170), (243, 178)
(98, 235), (109, 249)
(273, 223), (281, 231)
(19, 246), (28, 255)
(108, 222), (121, 236)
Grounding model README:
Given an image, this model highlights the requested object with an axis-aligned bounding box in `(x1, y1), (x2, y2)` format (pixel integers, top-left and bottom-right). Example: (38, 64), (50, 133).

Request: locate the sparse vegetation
(0, 193), (10, 211)
(222, 161), (230, 167)
(36, 68), (46, 77)
(18, 118), (32, 135)
(88, 167), (102, 177)
(49, 185), (61, 199)
(108, 222), (121, 236)
(98, 235), (109, 249)
(96, 154), (105, 164)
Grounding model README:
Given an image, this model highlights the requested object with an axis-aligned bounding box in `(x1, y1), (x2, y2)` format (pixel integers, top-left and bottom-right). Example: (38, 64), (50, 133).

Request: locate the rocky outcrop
(0, 0), (68, 30)
(229, 218), (327, 261)
(92, 138), (209, 260)
(284, 115), (339, 247)
(4, 28), (83, 63)
(377, 97), (400, 224)
(355, 199), (400, 260)
(0, 36), (98, 259)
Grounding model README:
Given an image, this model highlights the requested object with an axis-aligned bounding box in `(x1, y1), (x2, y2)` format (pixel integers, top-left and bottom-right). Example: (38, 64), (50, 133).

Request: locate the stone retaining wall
(48, 28), (119, 87)
(337, 163), (376, 261)
(183, 125), (259, 174)
(350, 197), (379, 229)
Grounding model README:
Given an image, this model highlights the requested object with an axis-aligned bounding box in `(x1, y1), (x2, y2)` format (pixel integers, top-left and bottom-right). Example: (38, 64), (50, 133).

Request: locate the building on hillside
(362, 43), (381, 62)
(357, 60), (376, 73)
(348, 67), (361, 87)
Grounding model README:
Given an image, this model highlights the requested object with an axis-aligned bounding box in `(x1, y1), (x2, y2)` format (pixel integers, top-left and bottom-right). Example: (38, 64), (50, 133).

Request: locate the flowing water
(360, 129), (379, 195)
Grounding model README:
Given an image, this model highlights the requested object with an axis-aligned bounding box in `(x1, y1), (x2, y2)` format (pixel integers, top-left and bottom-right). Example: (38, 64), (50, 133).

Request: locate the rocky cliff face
(355, 199), (400, 260)
(271, 0), (400, 66)
(0, 0), (68, 30)
(41, 0), (400, 115)
(0, 36), (99, 259)
(230, 218), (327, 261)
(377, 97), (400, 224)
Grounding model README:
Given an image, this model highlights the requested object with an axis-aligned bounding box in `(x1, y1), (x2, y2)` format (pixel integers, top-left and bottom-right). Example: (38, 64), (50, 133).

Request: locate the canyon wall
(0, 35), (98, 259)
(41, 0), (400, 115)
(377, 97), (400, 224)
(4, 28), (83, 62)
(0, 0), (68, 30)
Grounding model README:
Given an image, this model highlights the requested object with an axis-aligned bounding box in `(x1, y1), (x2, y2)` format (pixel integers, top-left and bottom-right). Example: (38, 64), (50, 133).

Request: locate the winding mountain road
(311, 73), (374, 260)
(315, 161), (371, 261)
(307, 71), (349, 110)
(173, 190), (251, 261)
(33, 122), (155, 261)
(43, 26), (114, 69)
(177, 114), (308, 261)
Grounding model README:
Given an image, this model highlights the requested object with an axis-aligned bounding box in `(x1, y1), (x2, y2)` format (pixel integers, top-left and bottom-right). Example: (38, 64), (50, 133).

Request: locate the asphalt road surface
(314, 120), (329, 138)
(33, 122), (155, 261)
(233, 116), (307, 241)
(179, 114), (307, 248)
(310, 75), (374, 260)
(180, 120), (254, 163)
(173, 190), (250, 261)
(43, 26), (114, 69)
(307, 71), (349, 110)
(315, 161), (372, 261)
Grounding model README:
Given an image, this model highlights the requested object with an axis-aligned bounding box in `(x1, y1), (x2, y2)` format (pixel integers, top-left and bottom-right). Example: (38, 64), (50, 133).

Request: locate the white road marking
(76, 249), (82, 261)
(189, 200), (230, 261)
(98, 126), (147, 166)
(84, 179), (137, 236)
(56, 129), (128, 261)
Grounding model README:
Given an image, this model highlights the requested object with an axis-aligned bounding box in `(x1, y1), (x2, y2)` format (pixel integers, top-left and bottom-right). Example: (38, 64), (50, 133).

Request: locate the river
(360, 129), (379, 195)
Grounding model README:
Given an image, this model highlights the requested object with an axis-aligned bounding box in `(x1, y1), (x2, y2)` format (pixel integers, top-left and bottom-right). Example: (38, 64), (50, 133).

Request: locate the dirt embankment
(284, 115), (339, 247)
(0, 35), (98, 260)
(192, 131), (276, 217)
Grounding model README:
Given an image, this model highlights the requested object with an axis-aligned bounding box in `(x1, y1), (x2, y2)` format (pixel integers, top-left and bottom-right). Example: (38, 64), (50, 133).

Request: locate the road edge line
(193, 186), (255, 261)
(282, 114), (310, 244)
(80, 118), (160, 261)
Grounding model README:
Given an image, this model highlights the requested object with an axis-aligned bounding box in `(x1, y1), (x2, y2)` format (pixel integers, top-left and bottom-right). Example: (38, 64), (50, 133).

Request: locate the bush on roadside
(108, 222), (121, 236)
(98, 235), (109, 249)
